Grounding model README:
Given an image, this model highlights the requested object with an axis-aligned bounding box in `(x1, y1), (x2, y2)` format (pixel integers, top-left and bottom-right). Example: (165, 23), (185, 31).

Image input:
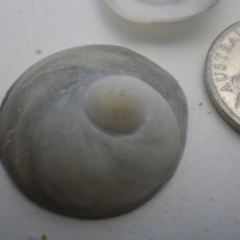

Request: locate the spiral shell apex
(0, 45), (188, 218)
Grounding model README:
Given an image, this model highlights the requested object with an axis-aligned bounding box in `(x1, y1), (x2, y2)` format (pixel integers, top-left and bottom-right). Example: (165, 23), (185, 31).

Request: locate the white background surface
(0, 1), (240, 240)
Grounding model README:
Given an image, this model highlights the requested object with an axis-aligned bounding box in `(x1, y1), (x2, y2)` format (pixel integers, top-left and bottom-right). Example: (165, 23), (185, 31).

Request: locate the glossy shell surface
(105, 0), (219, 23)
(0, 45), (188, 218)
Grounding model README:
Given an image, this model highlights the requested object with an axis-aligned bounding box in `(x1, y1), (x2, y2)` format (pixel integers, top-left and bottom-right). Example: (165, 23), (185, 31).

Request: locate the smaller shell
(105, 0), (219, 23)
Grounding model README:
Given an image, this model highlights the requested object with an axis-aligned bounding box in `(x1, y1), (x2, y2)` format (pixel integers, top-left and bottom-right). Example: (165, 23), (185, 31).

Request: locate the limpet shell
(105, 0), (219, 23)
(0, 45), (188, 218)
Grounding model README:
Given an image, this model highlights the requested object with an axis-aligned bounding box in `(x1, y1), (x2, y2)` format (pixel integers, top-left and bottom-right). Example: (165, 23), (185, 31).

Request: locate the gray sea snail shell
(104, 0), (219, 23)
(0, 45), (188, 218)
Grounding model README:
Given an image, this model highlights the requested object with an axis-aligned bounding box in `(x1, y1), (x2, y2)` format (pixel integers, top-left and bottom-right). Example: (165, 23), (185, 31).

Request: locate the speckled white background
(0, 1), (240, 240)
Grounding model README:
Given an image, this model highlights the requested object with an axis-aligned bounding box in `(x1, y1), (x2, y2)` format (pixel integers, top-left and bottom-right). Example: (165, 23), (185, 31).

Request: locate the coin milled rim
(205, 21), (240, 133)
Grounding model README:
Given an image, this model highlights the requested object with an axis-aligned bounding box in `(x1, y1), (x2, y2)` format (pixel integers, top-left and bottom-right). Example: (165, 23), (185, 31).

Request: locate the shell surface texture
(0, 45), (188, 218)
(104, 0), (219, 23)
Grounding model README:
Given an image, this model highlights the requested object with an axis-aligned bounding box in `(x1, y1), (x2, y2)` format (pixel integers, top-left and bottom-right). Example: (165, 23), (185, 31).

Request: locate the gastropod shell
(0, 45), (188, 218)
(104, 0), (219, 23)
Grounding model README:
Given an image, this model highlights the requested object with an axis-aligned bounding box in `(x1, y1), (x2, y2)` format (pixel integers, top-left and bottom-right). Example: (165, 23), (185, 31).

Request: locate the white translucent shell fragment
(0, 45), (188, 218)
(105, 0), (219, 23)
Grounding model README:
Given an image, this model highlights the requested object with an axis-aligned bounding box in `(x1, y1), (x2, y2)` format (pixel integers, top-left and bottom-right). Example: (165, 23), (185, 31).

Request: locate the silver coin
(205, 21), (240, 133)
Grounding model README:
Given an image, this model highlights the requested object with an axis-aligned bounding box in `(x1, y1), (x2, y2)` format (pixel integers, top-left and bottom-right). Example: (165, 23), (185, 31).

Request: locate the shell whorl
(84, 75), (179, 135)
(85, 75), (146, 133)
